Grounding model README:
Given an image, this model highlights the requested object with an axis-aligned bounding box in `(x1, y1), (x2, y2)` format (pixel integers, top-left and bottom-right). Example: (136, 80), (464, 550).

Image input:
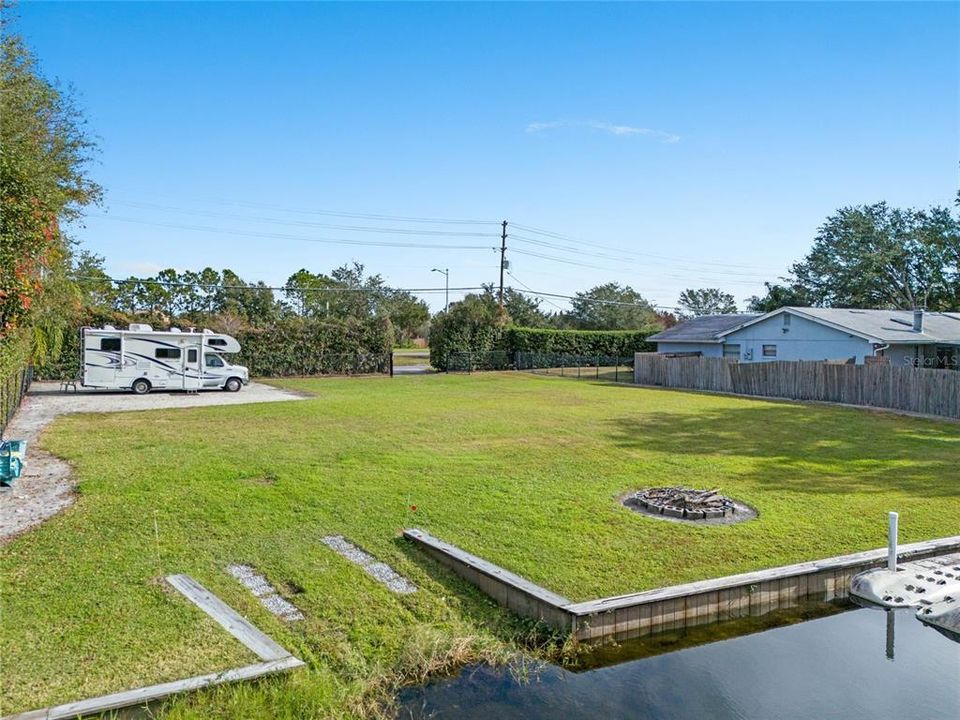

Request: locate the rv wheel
(224, 377), (242, 392)
(131, 378), (151, 395)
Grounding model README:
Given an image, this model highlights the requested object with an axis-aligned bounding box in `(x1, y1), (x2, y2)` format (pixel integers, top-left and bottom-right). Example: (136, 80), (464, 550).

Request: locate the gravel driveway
(0, 381), (304, 542)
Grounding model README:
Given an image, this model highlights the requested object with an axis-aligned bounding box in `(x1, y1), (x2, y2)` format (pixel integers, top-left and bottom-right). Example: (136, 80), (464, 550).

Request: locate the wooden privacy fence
(633, 354), (960, 420)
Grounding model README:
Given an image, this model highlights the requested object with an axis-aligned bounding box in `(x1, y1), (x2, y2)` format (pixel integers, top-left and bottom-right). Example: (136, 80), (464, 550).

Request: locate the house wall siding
(883, 344), (919, 368)
(723, 313), (875, 363)
(655, 342), (723, 358)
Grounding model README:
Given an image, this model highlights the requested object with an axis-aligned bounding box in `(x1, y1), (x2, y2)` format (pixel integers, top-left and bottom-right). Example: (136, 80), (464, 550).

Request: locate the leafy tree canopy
(677, 288), (738, 317)
(567, 282), (658, 330)
(750, 202), (959, 311)
(0, 29), (101, 347)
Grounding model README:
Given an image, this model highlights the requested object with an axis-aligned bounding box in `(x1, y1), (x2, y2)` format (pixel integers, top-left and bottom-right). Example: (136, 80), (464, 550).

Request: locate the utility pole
(499, 220), (508, 310)
(431, 267), (450, 312)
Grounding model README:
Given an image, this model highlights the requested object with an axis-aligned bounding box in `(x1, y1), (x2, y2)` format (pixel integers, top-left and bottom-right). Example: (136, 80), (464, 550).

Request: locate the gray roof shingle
(648, 314), (761, 343)
(650, 308), (960, 345)
(767, 308), (960, 345)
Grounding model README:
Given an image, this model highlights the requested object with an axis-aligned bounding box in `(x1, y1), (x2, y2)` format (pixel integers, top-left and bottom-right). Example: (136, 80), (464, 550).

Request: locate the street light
(431, 268), (449, 313)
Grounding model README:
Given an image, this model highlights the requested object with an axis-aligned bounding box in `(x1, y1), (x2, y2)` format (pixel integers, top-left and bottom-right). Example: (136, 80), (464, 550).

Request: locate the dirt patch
(283, 579), (306, 595)
(239, 472), (278, 486)
(0, 382), (304, 543)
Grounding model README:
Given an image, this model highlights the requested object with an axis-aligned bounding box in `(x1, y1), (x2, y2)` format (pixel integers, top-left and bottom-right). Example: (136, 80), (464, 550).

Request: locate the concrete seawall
(403, 529), (960, 642)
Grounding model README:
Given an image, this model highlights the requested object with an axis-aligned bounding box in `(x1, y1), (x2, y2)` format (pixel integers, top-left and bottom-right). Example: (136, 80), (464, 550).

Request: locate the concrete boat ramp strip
(2, 534), (420, 719)
(2, 574), (305, 720)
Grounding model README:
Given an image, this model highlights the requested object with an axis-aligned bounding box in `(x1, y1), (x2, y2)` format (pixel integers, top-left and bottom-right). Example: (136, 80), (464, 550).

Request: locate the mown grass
(2, 372), (958, 718)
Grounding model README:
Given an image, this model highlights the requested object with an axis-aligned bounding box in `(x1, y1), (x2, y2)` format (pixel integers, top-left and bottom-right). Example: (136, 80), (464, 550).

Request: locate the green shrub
(503, 327), (657, 357)
(234, 316), (393, 376)
(428, 294), (506, 371)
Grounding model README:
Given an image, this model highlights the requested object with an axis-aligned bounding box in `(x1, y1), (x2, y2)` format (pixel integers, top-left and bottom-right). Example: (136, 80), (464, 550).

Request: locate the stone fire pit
(623, 487), (757, 524)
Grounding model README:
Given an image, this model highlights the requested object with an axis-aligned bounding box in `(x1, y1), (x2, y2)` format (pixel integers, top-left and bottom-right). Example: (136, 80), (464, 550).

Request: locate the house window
(762, 344), (778, 358)
(155, 348), (181, 359)
(783, 314), (791, 328)
(723, 344), (741, 360)
(187, 349), (198, 363)
(205, 354), (224, 368)
(100, 338), (121, 351)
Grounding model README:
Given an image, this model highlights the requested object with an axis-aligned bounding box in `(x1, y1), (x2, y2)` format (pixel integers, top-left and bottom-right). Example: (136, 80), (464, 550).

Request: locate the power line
(511, 221), (780, 273)
(509, 233), (772, 279)
(107, 201), (500, 237)
(74, 275), (485, 295)
(113, 196), (499, 225)
(86, 215), (496, 251)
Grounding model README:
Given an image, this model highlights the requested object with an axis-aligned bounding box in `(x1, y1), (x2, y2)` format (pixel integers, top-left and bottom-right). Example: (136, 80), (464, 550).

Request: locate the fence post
(389, 352), (394, 378)
(615, 356), (620, 382)
(577, 359), (581, 379)
(596, 356), (600, 379)
(560, 356), (565, 377)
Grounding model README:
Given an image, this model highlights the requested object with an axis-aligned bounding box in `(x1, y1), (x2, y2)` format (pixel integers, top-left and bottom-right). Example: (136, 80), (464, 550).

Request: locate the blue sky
(16, 1), (959, 312)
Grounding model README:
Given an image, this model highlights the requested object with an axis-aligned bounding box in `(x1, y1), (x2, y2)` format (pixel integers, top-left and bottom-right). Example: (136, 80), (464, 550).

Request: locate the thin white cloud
(526, 119), (679, 144)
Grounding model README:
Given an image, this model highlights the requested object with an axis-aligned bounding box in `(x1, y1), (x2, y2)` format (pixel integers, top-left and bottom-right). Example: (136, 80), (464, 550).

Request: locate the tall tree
(568, 283), (657, 330)
(677, 288), (738, 317)
(773, 203), (958, 310)
(0, 29), (101, 350)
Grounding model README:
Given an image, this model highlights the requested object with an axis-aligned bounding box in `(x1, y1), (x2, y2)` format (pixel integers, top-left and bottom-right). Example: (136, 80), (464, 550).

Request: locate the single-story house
(648, 307), (960, 369)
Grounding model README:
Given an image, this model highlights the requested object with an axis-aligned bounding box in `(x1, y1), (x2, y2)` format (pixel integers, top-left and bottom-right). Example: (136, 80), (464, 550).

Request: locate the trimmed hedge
(503, 327), (656, 357)
(429, 323), (658, 371)
(235, 317), (393, 376)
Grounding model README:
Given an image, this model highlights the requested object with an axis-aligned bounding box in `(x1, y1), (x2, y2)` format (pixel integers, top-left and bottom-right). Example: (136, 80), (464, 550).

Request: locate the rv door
(182, 346), (202, 390)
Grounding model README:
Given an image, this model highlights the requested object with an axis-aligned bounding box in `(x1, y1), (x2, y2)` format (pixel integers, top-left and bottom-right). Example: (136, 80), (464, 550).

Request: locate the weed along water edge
(397, 603), (960, 720)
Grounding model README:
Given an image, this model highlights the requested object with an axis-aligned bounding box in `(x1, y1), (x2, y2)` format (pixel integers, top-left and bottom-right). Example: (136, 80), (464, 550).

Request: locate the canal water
(397, 604), (960, 719)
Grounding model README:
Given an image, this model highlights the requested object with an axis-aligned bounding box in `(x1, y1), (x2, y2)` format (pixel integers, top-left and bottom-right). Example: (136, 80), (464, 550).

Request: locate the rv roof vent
(202, 328), (214, 334)
(129, 323), (153, 332)
(169, 328), (181, 333)
(103, 324), (116, 331)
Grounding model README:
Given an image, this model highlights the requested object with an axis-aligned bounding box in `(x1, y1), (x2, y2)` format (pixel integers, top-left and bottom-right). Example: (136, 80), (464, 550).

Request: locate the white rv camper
(81, 324), (249, 394)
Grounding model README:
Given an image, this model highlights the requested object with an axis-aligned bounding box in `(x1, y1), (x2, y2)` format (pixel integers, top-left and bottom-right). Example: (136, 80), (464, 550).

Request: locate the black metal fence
(1, 364), (33, 439)
(445, 351), (635, 383)
(516, 352), (635, 383)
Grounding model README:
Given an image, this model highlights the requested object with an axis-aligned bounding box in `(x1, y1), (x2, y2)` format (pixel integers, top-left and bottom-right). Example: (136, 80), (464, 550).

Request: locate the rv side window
(100, 338), (121, 351)
(155, 348), (181, 359)
(208, 338), (227, 347)
(205, 354), (224, 368)
(187, 349), (198, 363)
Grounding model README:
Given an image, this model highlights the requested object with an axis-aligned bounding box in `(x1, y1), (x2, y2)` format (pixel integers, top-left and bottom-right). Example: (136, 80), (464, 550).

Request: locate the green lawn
(2, 372), (958, 718)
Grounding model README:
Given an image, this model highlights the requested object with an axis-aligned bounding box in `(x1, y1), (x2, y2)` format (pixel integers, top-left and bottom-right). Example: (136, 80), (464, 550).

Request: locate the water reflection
(398, 606), (960, 720)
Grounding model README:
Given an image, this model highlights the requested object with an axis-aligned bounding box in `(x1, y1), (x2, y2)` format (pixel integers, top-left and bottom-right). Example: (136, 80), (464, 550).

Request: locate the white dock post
(887, 511), (899, 572)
